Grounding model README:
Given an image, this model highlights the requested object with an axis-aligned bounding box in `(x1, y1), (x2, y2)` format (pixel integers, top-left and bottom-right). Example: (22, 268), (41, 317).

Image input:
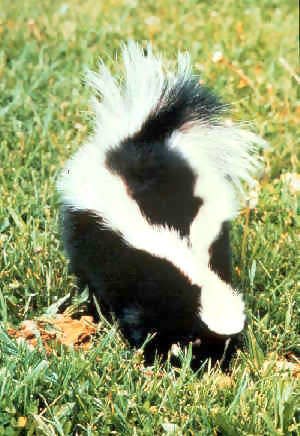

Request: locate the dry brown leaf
(7, 315), (97, 352)
(262, 353), (300, 378)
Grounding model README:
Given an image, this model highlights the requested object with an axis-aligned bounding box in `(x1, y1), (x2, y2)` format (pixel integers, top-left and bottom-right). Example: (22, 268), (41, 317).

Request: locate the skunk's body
(58, 43), (264, 366)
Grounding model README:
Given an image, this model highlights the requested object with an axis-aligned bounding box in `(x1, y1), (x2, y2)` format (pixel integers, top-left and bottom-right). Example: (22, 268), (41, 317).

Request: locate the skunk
(57, 42), (264, 367)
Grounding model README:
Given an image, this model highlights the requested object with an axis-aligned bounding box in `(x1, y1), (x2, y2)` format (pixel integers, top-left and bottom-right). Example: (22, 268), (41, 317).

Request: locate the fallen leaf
(7, 315), (98, 352)
(17, 416), (27, 428)
(262, 353), (300, 378)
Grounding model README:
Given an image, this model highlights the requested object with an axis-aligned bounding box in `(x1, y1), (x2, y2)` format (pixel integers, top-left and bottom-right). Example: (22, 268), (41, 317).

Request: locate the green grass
(0, 0), (299, 434)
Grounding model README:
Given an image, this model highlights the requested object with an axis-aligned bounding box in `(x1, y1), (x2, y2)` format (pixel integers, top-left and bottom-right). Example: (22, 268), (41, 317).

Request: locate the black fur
(106, 143), (203, 237)
(131, 77), (224, 143)
(209, 222), (232, 283)
(63, 210), (199, 344)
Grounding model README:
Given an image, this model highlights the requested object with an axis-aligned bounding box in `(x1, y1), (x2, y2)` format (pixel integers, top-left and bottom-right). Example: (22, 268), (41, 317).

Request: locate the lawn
(0, 0), (299, 434)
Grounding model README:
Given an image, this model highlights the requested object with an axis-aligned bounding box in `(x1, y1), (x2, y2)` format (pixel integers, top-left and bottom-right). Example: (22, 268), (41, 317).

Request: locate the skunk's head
(116, 270), (243, 369)
(121, 259), (246, 368)
(58, 42), (265, 368)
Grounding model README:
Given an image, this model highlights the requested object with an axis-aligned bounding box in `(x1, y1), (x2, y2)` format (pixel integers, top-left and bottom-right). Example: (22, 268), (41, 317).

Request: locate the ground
(0, 0), (299, 434)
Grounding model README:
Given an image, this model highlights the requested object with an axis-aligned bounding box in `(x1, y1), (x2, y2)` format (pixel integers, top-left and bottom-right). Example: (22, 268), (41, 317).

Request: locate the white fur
(57, 42), (266, 335)
(87, 42), (165, 153)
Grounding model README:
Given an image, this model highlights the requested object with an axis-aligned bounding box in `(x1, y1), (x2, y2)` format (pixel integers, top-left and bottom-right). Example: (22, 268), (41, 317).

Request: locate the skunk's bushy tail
(88, 43), (221, 144)
(87, 41), (265, 190)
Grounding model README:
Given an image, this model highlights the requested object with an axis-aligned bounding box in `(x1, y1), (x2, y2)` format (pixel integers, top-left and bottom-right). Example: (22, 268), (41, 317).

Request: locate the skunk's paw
(199, 273), (246, 335)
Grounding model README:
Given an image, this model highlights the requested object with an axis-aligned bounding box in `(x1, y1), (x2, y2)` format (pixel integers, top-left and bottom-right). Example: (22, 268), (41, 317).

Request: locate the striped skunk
(57, 42), (264, 368)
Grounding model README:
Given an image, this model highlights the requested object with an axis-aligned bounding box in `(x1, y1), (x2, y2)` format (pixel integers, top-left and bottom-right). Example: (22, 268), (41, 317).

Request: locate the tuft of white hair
(87, 41), (165, 152)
